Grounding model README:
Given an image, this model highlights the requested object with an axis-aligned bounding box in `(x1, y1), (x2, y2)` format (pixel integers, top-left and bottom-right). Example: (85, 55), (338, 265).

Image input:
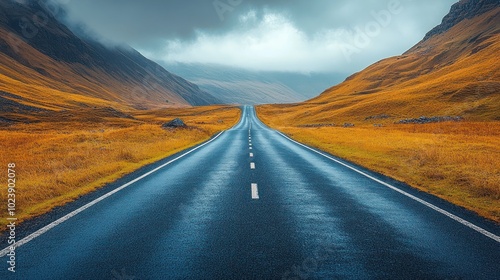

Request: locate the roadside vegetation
(257, 105), (500, 223)
(0, 106), (240, 229)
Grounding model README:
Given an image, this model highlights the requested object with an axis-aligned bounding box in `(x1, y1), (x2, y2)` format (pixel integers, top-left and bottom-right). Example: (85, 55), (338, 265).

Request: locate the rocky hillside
(423, 0), (500, 40)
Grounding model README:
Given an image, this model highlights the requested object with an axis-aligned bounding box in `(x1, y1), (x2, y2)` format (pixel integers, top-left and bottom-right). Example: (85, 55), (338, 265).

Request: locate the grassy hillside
(0, 0), (219, 113)
(0, 27), (195, 110)
(257, 3), (499, 222)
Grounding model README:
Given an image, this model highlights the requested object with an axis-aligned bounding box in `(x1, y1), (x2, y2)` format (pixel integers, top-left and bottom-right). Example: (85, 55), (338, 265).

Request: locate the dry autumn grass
(0, 106), (240, 228)
(257, 106), (500, 222)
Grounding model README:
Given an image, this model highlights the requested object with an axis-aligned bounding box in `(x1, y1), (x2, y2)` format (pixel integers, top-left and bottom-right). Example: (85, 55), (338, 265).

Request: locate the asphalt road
(1, 106), (499, 279)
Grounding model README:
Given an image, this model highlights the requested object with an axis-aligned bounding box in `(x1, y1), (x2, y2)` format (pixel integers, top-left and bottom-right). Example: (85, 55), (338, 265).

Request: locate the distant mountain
(273, 0), (499, 123)
(164, 63), (344, 105)
(0, 0), (219, 122)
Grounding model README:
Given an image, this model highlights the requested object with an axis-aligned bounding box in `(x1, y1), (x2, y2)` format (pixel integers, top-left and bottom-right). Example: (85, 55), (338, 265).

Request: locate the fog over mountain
(0, 0), (219, 119)
(163, 63), (345, 104)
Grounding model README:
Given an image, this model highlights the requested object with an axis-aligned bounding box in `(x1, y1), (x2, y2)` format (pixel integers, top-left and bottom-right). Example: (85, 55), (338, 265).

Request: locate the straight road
(1, 106), (499, 279)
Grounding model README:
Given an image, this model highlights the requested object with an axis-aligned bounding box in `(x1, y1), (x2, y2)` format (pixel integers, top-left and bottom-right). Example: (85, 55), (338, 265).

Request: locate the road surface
(1, 106), (499, 279)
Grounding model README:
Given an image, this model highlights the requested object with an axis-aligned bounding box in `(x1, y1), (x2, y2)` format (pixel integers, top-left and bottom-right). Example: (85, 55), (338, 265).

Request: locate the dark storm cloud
(55, 0), (457, 73)
(57, 1), (454, 43)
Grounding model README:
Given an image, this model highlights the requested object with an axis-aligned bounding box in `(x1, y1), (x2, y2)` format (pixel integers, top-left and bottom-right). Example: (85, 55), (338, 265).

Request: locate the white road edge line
(0, 131), (227, 257)
(250, 162), (256, 169)
(276, 131), (500, 243)
(251, 183), (259, 199)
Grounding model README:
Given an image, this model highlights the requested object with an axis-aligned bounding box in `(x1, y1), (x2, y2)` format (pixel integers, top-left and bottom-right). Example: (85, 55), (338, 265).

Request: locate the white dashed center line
(250, 153), (254, 157)
(251, 183), (259, 199)
(250, 162), (255, 169)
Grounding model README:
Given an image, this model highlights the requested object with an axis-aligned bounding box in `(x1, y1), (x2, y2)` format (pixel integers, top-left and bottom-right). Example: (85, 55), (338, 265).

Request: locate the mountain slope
(261, 0), (499, 124)
(0, 0), (219, 123)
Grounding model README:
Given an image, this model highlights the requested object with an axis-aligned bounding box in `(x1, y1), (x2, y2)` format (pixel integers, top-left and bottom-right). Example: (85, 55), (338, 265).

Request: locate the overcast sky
(55, 0), (457, 74)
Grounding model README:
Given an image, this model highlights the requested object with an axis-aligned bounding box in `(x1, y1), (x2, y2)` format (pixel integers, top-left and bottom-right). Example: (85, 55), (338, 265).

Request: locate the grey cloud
(54, 0), (458, 73)
(58, 1), (455, 42)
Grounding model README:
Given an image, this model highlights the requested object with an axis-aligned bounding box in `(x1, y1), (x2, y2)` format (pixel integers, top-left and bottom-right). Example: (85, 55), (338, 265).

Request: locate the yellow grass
(0, 106), (240, 228)
(258, 105), (499, 222)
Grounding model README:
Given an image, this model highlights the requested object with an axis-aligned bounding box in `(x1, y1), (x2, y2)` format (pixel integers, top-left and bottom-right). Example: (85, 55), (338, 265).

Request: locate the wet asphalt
(1, 105), (499, 279)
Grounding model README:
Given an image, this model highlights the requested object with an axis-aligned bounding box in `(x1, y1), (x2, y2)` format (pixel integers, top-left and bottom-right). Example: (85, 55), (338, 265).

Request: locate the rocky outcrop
(162, 118), (187, 128)
(423, 0), (500, 41)
(364, 114), (390, 121)
(396, 116), (463, 124)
